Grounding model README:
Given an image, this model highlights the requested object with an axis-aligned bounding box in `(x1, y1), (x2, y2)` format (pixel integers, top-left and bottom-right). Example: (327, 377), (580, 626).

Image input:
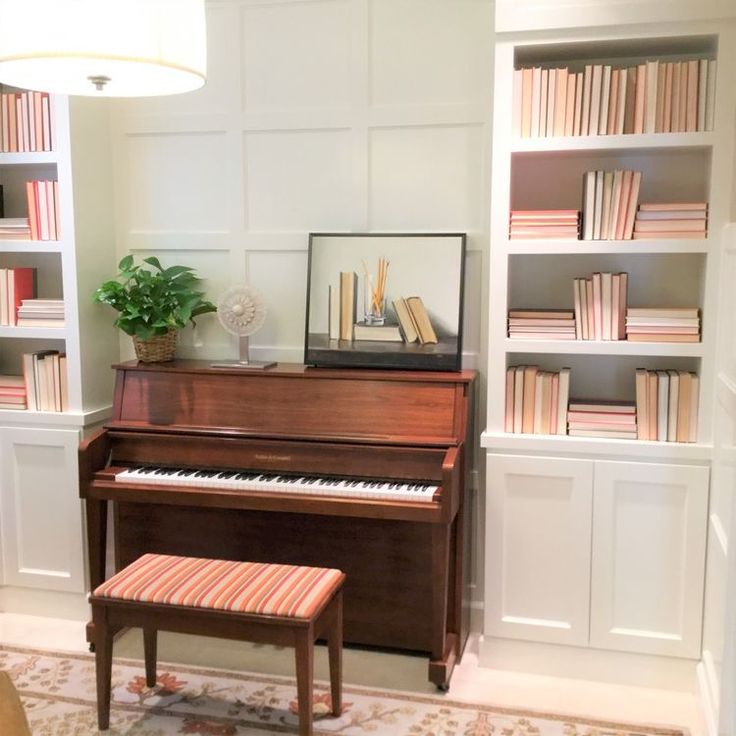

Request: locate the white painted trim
(697, 655), (719, 736)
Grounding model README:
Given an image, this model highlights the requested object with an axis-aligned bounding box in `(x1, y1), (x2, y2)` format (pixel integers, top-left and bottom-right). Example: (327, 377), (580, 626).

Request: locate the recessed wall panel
(126, 133), (229, 231)
(369, 125), (483, 230)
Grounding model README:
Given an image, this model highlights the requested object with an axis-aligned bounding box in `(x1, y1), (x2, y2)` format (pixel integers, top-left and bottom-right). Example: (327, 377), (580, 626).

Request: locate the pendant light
(0, 0), (206, 97)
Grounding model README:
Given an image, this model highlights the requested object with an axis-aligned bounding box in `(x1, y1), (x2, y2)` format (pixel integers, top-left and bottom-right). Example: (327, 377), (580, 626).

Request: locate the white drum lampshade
(0, 0), (206, 97)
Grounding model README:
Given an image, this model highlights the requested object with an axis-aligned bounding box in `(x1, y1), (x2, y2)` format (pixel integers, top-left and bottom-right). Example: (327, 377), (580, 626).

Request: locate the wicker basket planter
(132, 329), (178, 363)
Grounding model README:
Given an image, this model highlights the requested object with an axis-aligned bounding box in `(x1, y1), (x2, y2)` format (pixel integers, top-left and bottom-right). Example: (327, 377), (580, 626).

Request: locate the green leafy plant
(93, 255), (217, 340)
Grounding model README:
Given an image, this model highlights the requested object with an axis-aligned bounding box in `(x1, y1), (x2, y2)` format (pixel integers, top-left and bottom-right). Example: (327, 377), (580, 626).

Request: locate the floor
(0, 611), (706, 735)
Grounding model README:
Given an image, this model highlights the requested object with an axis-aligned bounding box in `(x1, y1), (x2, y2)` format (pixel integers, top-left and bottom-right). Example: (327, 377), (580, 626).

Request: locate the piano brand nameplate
(112, 361), (472, 445)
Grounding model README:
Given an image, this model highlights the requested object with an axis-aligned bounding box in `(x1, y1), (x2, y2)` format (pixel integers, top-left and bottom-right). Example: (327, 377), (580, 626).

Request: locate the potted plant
(94, 255), (217, 362)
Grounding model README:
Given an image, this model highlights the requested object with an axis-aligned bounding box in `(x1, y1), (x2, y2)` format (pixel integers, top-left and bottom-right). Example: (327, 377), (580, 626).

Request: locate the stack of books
(508, 210), (580, 240)
(635, 369), (699, 442)
(633, 202), (708, 240)
(0, 374), (27, 410)
(582, 169), (641, 240)
(392, 296), (438, 345)
(572, 272), (628, 340)
(0, 217), (31, 241)
(625, 307), (700, 342)
(513, 58), (716, 138)
(507, 309), (576, 340)
(16, 298), (65, 328)
(25, 180), (60, 241)
(0, 267), (36, 326)
(504, 365), (570, 435)
(22, 349), (68, 412)
(567, 400), (637, 439)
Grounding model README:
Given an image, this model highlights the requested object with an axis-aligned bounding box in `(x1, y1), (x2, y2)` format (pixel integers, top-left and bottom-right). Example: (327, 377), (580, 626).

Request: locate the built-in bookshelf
(0, 89), (117, 420)
(481, 22), (736, 667)
(483, 29), (734, 457)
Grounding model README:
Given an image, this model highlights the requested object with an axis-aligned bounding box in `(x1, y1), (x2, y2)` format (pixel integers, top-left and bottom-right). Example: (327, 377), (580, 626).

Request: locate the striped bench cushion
(93, 554), (344, 619)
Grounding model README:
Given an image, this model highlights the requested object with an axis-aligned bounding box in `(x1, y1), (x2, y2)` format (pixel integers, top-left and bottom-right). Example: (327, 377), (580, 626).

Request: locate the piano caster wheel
(88, 642), (96, 653)
(437, 682), (449, 692)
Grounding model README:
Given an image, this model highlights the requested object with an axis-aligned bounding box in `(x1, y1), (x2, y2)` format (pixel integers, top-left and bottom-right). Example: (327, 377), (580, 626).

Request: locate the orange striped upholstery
(93, 554), (344, 619)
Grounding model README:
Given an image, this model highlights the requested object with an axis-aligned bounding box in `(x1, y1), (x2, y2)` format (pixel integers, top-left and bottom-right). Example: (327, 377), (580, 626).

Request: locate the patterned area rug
(1, 644), (687, 736)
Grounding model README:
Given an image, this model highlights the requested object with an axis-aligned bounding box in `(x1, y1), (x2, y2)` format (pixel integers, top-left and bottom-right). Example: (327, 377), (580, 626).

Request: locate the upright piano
(79, 361), (475, 688)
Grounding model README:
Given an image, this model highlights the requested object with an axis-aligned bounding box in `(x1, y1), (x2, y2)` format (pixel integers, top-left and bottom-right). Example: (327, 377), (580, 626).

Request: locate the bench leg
(327, 591), (343, 717)
(143, 628), (158, 688)
(294, 630), (314, 736)
(94, 610), (114, 731)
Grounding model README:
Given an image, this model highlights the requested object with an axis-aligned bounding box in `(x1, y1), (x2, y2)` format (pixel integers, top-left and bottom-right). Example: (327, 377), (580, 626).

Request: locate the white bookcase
(482, 20), (736, 672)
(0, 94), (118, 610)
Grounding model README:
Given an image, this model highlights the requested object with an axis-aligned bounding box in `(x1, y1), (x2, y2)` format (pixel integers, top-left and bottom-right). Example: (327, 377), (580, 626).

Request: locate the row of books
(504, 366), (571, 435)
(17, 298), (65, 328)
(633, 202), (707, 240)
(513, 58), (716, 139)
(22, 349), (68, 412)
(0, 267), (35, 326)
(626, 307), (699, 343)
(507, 309), (576, 340)
(635, 368), (699, 442)
(26, 180), (60, 241)
(0, 374), (27, 410)
(509, 209), (580, 240)
(573, 272), (628, 341)
(582, 169), (641, 240)
(0, 88), (54, 153)
(567, 400), (637, 439)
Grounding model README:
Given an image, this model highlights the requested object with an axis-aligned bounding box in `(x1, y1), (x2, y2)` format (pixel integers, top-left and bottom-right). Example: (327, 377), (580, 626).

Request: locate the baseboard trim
(0, 587), (90, 620)
(479, 635), (699, 691)
(696, 652), (719, 736)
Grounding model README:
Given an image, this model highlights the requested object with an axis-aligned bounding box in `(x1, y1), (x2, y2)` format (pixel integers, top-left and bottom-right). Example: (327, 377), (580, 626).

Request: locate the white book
(615, 68), (627, 135)
(582, 170), (596, 240)
(600, 171), (614, 242)
(593, 170), (604, 240)
(608, 170), (624, 240)
(601, 272), (612, 341)
(573, 278), (583, 340)
(545, 68), (555, 137)
(689, 374), (699, 442)
(667, 369), (679, 442)
(589, 64), (602, 135)
(512, 68), (523, 137)
(580, 278), (590, 340)
(533, 372), (544, 433)
(656, 370), (669, 442)
(0, 268), (7, 326)
(697, 59), (707, 132)
(574, 72), (584, 136)
(705, 60), (716, 131)
(644, 60), (659, 134)
(505, 367), (515, 433)
(22, 353), (36, 411)
(539, 68), (549, 137)
(598, 65), (611, 135)
(513, 366), (524, 433)
(531, 66), (542, 138)
(581, 65), (593, 137)
(37, 182), (50, 240)
(556, 367), (570, 435)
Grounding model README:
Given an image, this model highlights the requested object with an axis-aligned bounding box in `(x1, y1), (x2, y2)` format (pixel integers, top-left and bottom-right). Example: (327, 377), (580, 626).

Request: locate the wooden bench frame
(89, 576), (344, 736)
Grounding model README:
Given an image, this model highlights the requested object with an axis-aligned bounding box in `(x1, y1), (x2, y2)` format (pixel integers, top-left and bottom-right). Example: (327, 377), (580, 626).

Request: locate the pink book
(585, 279), (594, 341)
(623, 171), (642, 240)
(618, 272), (628, 339)
(550, 373), (560, 434)
(592, 272), (602, 340)
(615, 170), (633, 240)
(611, 273), (620, 340)
(505, 368), (515, 433)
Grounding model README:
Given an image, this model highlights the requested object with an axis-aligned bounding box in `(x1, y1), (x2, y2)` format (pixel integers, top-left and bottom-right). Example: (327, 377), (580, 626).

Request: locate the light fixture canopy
(0, 0), (207, 97)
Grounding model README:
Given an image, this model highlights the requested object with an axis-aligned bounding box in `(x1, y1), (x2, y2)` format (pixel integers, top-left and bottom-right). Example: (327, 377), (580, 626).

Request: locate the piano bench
(89, 553), (345, 736)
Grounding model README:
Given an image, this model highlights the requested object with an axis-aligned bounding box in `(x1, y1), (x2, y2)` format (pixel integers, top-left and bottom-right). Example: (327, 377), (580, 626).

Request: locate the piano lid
(109, 361), (475, 446)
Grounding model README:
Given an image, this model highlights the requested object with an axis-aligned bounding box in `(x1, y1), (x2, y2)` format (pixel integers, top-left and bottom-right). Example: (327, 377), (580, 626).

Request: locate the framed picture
(304, 232), (466, 371)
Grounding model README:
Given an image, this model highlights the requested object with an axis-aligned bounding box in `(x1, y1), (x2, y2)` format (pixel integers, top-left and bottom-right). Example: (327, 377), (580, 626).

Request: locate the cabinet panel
(590, 460), (708, 657)
(485, 454), (593, 645)
(0, 427), (85, 593)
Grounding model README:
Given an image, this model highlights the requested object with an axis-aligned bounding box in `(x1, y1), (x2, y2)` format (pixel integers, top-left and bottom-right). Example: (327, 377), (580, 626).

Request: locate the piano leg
(429, 522), (452, 689)
(85, 498), (108, 652)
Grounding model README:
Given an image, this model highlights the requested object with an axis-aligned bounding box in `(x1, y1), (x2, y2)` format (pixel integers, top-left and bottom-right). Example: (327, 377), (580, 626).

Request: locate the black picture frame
(304, 232), (466, 371)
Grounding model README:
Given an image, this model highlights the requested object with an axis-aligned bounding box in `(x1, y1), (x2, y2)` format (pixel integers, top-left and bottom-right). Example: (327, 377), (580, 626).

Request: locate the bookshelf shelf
(0, 151), (58, 166)
(0, 326), (68, 339)
(504, 338), (705, 357)
(511, 131), (715, 153)
(506, 238), (709, 254)
(0, 240), (65, 253)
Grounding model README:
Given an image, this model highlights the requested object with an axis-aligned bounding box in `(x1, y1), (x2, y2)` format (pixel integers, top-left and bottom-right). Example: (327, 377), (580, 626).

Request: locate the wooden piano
(79, 360), (475, 688)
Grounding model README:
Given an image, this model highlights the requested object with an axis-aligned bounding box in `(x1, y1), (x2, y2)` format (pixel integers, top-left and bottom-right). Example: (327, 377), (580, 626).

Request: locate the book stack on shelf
(0, 374), (27, 410)
(635, 368), (699, 442)
(582, 169), (641, 240)
(567, 400), (637, 439)
(625, 307), (700, 342)
(0, 267), (35, 326)
(633, 202), (708, 240)
(16, 298), (65, 328)
(25, 180), (59, 241)
(22, 349), (67, 412)
(0, 217), (30, 240)
(572, 272), (628, 340)
(507, 309), (576, 339)
(0, 88), (54, 152)
(504, 365), (570, 435)
(509, 209), (580, 239)
(513, 56), (716, 138)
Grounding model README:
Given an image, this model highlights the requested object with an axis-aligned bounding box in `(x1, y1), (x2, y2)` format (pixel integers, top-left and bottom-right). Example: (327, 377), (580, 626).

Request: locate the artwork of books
(305, 233), (465, 371)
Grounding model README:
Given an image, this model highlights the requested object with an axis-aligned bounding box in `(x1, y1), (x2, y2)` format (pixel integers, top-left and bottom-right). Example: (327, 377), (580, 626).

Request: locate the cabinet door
(485, 454), (593, 645)
(0, 427), (85, 593)
(590, 460), (709, 658)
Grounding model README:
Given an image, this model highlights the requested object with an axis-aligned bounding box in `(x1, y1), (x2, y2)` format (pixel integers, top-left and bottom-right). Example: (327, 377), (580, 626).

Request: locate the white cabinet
(0, 425), (85, 593)
(485, 453), (709, 658)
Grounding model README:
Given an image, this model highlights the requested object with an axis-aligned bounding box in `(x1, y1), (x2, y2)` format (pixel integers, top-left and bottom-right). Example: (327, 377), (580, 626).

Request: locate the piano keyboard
(115, 466), (439, 503)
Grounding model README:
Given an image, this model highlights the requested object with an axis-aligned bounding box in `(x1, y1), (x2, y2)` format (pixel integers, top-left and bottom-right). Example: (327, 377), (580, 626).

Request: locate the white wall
(109, 0), (492, 368)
